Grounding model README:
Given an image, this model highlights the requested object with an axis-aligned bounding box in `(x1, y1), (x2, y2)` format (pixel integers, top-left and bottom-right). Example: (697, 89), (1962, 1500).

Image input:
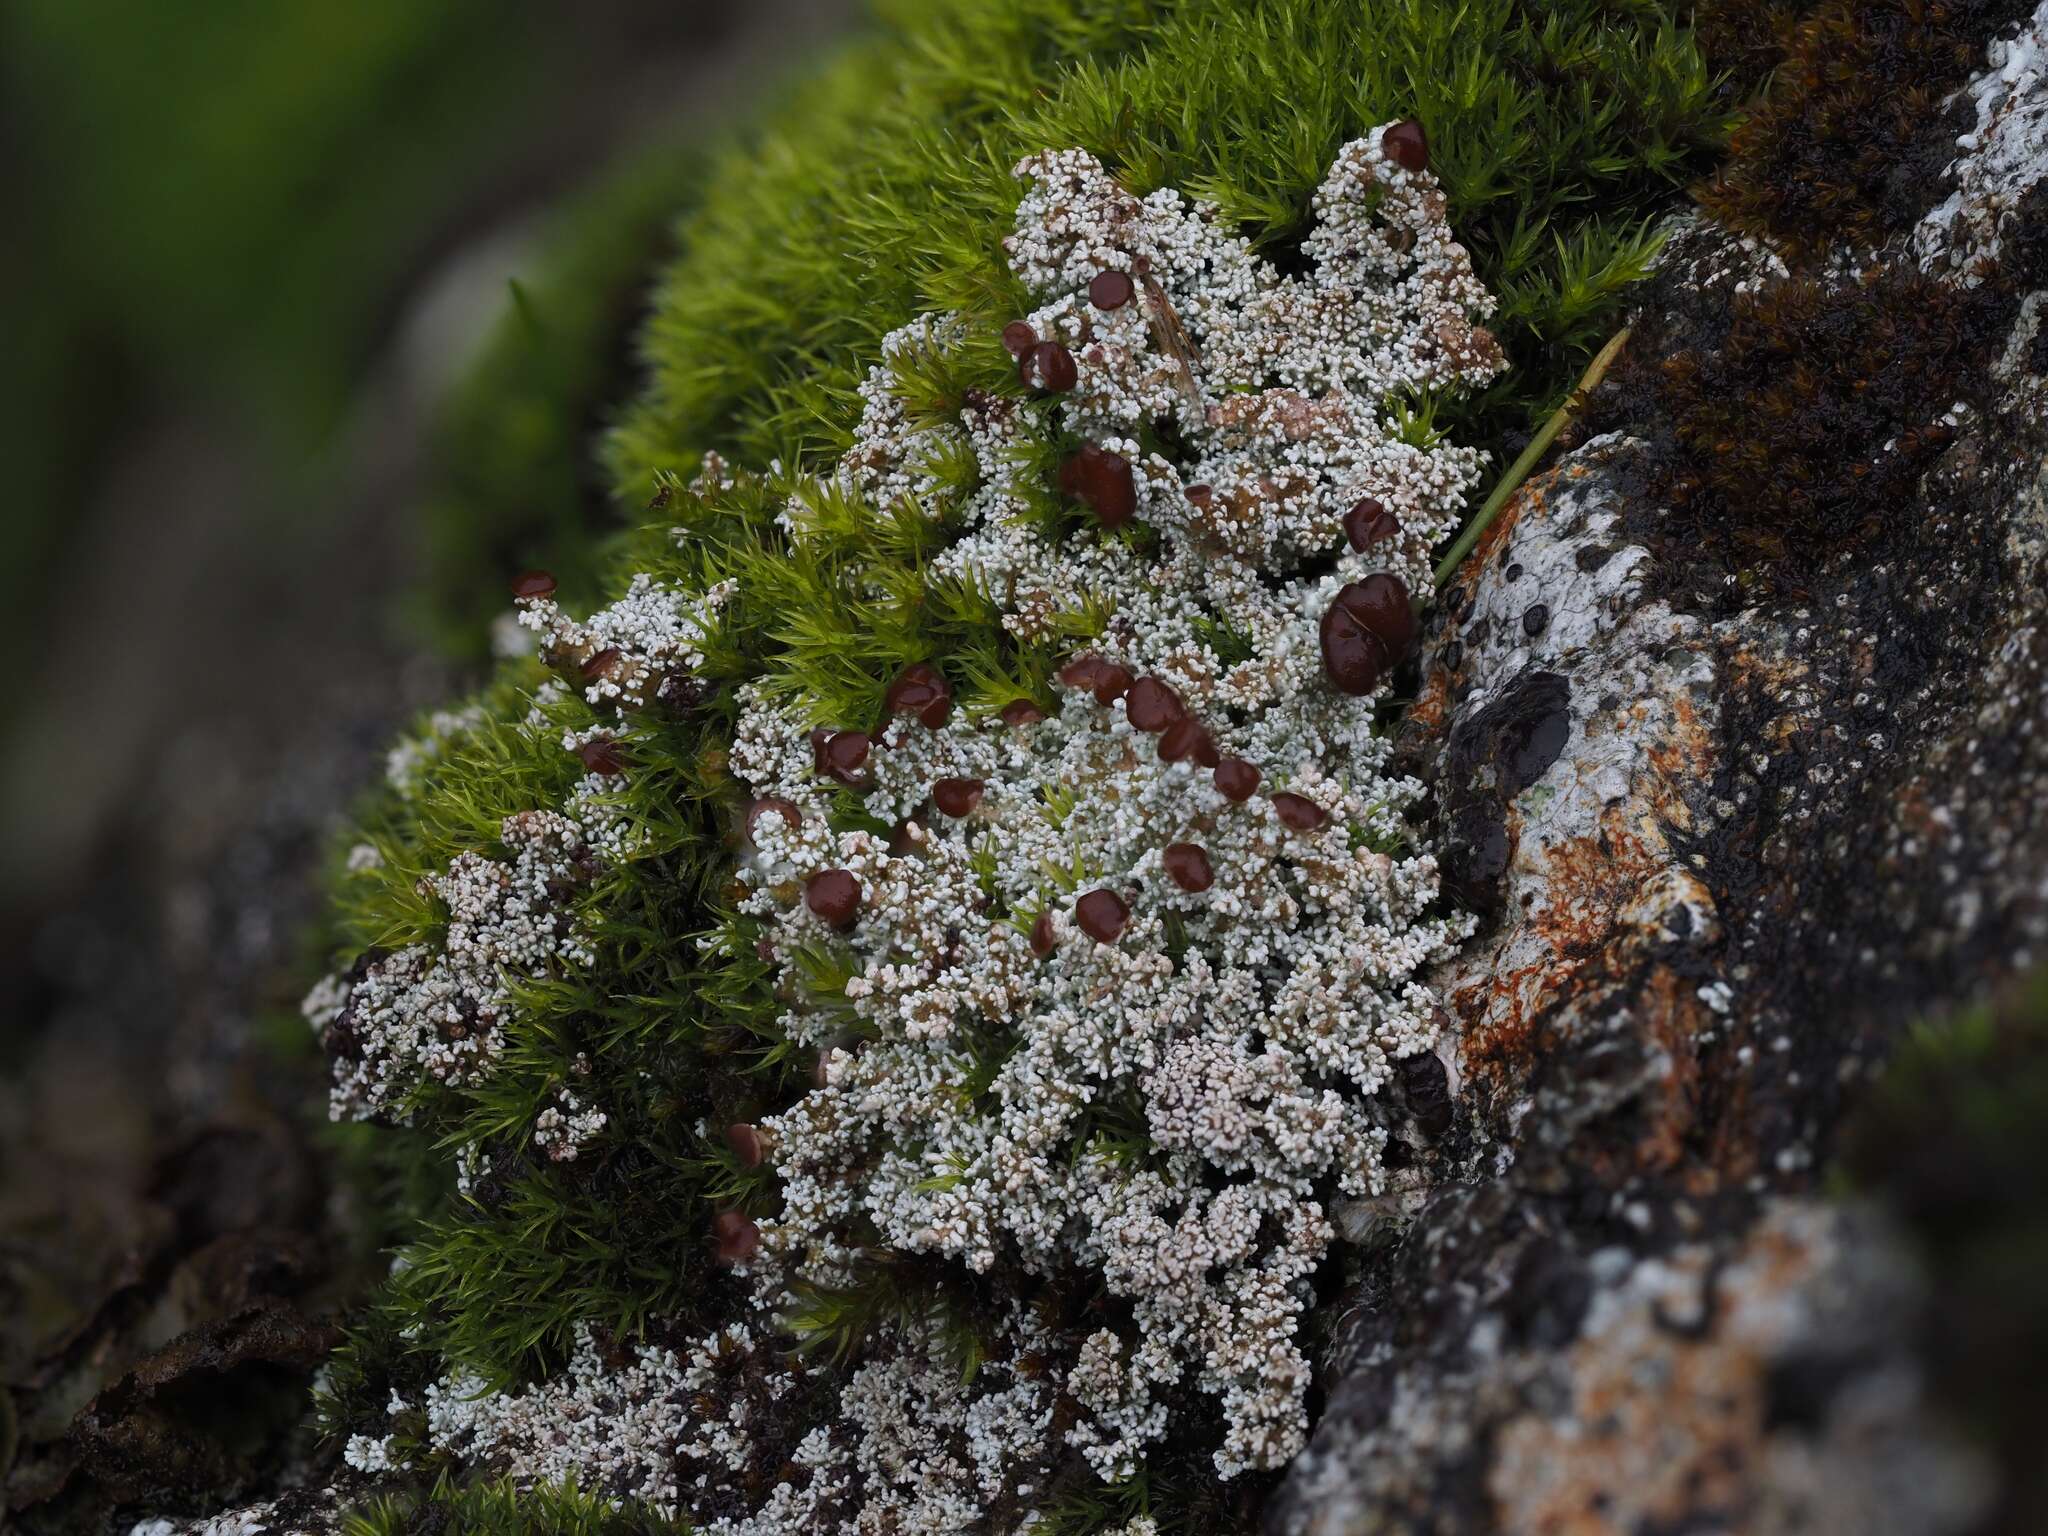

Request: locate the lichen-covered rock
(1270, 8), (2048, 1528)
(1274, 1198), (1993, 1536)
(1920, 4), (2048, 277)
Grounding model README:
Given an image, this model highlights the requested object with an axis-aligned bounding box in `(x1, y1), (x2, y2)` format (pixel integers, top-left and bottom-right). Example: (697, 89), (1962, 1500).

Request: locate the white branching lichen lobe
(317, 129), (1501, 1526)
(517, 571), (735, 710)
(304, 578), (736, 1126)
(306, 810), (598, 1124)
(739, 129), (1496, 1486)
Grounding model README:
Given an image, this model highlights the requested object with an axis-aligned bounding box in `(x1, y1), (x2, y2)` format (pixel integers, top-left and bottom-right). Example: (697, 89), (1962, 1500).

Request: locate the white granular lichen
(516, 572), (735, 709)
(342, 1431), (407, 1474)
(409, 1313), (1063, 1533)
(305, 809), (598, 1124)
(737, 130), (1494, 1487)
(362, 129), (1498, 1526)
(533, 1087), (608, 1162)
(417, 1324), (707, 1514)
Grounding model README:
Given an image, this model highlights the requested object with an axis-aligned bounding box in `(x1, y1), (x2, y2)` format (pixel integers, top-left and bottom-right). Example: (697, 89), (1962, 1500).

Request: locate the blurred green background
(0, 13), (850, 1516)
(0, 0), (854, 926)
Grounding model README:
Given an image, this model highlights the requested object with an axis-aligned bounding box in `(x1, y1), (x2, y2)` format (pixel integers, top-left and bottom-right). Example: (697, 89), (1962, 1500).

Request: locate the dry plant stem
(1433, 326), (1632, 592)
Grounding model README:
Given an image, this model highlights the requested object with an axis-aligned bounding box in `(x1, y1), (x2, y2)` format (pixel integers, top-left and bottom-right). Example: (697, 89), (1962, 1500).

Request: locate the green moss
(316, 636), (804, 1382)
(608, 0), (1735, 499)
(345, 1473), (686, 1536)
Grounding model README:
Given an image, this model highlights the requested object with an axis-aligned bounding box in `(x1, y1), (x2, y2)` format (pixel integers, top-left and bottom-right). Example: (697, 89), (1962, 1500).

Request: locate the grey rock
(1276, 12), (2048, 1530)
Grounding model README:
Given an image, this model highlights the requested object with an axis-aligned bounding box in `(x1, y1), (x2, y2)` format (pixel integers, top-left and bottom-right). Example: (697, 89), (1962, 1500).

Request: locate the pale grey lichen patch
(1272, 1199), (1992, 1536)
(126, 1488), (351, 1536)
(1447, 438), (1663, 688)
(1417, 438), (1730, 1127)
(1918, 0), (2048, 279)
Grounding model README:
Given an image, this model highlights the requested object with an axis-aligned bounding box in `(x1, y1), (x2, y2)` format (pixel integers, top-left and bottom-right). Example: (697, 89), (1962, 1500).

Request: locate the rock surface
(1269, 10), (2048, 1530)
(0, 668), (443, 1536)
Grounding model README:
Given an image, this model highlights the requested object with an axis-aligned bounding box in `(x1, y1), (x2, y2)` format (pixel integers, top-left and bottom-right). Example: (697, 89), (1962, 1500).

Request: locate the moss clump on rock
(342, 1473), (681, 1536)
(1588, 260), (2014, 603)
(303, 1), (1750, 1529)
(1697, 0), (2041, 258)
(1687, 0), (1809, 88)
(605, 0), (1734, 498)
(1581, 0), (2045, 609)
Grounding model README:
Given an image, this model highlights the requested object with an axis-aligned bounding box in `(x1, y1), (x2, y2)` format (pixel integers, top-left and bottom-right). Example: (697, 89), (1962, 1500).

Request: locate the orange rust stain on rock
(1449, 953), (1550, 1103)
(1488, 1217), (1827, 1535)
(1454, 795), (1718, 1175)
(1443, 458), (1736, 1146)
(1451, 813), (1659, 1111)
(1495, 1312), (1767, 1534)
(1470, 475), (1537, 574)
(1648, 691), (1718, 798)
(1725, 643), (1814, 753)
(1701, 1050), (1763, 1189)
(1529, 807), (1667, 953)
(1628, 965), (1713, 1186)
(1409, 661), (1454, 734)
